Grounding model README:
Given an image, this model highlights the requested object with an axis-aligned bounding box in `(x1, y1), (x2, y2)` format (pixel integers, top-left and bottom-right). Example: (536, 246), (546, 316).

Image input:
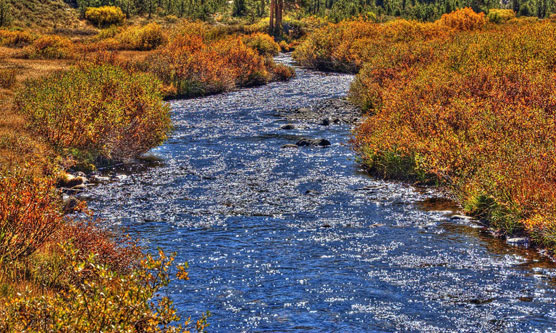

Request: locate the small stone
(281, 144), (298, 149)
(450, 214), (469, 220)
(63, 195), (80, 214)
(71, 184), (87, 191)
(280, 124), (295, 130)
(90, 175), (110, 183)
(58, 173), (86, 188)
(317, 139), (331, 147)
(320, 118), (330, 126)
(506, 237), (530, 248)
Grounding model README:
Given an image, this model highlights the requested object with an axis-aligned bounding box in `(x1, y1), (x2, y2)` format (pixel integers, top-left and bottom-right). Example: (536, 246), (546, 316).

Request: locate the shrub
(95, 25), (121, 40)
(0, 246), (208, 332)
(213, 37), (270, 86)
(0, 29), (33, 47)
(242, 33), (280, 57)
(438, 7), (486, 31)
(0, 167), (63, 263)
(144, 31), (291, 98)
(271, 63), (296, 81)
(22, 35), (74, 59)
(85, 6), (125, 27)
(487, 9), (516, 23)
(165, 14), (179, 23)
(117, 23), (168, 51)
(293, 19), (448, 72)
(347, 22), (556, 249)
(15, 64), (171, 165)
(0, 68), (16, 88)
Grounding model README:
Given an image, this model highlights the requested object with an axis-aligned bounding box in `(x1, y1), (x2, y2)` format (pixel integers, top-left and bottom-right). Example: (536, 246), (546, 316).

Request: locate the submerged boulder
(281, 124), (295, 130)
(296, 138), (331, 147)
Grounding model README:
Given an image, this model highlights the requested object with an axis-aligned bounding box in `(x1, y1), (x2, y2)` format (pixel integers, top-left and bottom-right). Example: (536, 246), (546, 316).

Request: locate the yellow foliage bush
(293, 19), (449, 72)
(241, 33), (280, 57)
(0, 29), (34, 47)
(15, 64), (171, 165)
(487, 9), (516, 23)
(21, 35), (74, 59)
(85, 6), (125, 27)
(117, 23), (168, 51)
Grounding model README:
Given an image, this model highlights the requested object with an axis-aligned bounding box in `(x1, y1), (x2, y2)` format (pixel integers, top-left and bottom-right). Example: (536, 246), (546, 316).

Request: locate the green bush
(15, 64), (171, 166)
(241, 33), (280, 57)
(85, 6), (125, 27)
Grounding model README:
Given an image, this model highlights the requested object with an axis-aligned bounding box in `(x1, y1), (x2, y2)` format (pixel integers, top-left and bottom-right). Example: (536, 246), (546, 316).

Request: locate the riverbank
(0, 18), (294, 330)
(293, 8), (556, 258)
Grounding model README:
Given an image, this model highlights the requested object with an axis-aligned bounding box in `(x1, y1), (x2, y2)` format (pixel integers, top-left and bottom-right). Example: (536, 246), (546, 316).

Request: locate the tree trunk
(277, 0), (283, 34)
(270, 0), (275, 34)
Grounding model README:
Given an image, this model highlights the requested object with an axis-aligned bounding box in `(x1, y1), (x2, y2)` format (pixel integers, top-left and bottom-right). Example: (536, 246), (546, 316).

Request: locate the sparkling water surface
(85, 55), (556, 332)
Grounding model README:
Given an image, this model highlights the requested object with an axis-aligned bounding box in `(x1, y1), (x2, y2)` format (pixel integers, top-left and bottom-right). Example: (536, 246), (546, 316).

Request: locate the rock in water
(296, 138), (331, 147)
(506, 237), (530, 248)
(281, 124), (295, 130)
(58, 173), (87, 188)
(63, 195), (80, 214)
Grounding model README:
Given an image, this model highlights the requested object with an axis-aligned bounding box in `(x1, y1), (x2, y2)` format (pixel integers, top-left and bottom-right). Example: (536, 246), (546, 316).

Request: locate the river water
(85, 55), (556, 332)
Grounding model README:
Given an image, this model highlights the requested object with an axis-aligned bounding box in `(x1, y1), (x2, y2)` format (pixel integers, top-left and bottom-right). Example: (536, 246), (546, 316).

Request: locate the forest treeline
(62, 0), (556, 22)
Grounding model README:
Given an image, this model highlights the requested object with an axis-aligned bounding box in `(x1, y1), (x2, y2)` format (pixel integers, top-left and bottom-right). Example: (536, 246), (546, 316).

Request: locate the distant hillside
(7, 0), (81, 29)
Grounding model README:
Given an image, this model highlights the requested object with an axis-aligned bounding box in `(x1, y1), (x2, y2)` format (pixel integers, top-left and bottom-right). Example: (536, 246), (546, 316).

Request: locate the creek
(84, 55), (556, 332)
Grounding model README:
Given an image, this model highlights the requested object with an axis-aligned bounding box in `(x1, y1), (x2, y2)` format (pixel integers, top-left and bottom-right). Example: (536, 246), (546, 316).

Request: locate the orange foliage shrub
(348, 21), (556, 248)
(271, 63), (296, 81)
(438, 7), (486, 31)
(0, 168), (63, 263)
(295, 13), (556, 249)
(212, 37), (270, 86)
(22, 35), (74, 59)
(142, 22), (291, 97)
(293, 19), (449, 72)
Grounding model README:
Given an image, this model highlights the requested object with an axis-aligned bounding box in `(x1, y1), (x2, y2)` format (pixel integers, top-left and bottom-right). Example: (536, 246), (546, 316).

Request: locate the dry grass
(0, 57), (70, 171)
